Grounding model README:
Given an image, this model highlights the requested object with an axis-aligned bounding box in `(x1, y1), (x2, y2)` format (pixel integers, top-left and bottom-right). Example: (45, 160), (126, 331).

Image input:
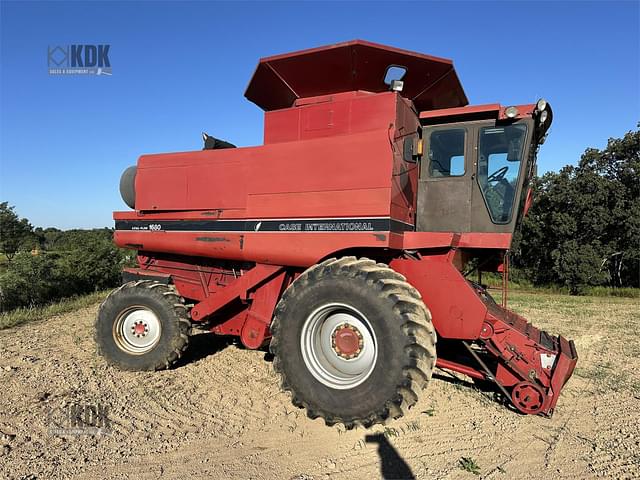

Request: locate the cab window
(477, 124), (527, 223)
(428, 129), (466, 177)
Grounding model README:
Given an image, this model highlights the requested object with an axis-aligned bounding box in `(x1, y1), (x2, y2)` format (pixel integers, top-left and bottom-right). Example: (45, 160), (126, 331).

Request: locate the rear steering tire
(95, 280), (190, 371)
(270, 256), (436, 428)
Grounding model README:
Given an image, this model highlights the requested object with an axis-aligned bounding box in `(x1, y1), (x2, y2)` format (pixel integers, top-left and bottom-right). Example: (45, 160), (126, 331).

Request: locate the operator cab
(416, 101), (551, 234)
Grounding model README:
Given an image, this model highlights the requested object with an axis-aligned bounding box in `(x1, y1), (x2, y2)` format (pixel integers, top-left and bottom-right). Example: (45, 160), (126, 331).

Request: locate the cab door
(416, 125), (473, 232)
(470, 121), (530, 233)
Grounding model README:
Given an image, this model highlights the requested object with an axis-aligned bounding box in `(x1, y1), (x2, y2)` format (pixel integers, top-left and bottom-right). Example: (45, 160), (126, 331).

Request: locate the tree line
(0, 126), (637, 311)
(512, 125), (638, 293)
(0, 210), (131, 311)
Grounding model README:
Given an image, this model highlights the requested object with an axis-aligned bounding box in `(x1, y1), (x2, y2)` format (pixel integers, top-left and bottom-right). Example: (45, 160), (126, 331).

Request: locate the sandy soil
(0, 293), (638, 479)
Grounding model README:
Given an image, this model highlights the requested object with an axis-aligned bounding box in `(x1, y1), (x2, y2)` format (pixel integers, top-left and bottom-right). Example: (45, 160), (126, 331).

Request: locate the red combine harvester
(97, 40), (577, 427)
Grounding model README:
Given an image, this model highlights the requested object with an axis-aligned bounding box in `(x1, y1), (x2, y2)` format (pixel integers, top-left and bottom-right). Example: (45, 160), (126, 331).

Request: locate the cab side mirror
(403, 136), (421, 163)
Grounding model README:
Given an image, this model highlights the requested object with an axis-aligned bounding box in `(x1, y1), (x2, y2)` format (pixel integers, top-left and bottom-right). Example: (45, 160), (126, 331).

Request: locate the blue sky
(1, 1), (638, 229)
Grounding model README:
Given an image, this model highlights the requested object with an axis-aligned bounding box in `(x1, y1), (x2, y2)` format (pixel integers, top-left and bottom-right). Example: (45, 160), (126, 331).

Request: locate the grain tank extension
(98, 40), (577, 427)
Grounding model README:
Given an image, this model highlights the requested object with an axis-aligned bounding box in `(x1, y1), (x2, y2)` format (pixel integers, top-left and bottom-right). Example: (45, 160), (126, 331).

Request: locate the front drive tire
(95, 280), (190, 371)
(270, 257), (436, 428)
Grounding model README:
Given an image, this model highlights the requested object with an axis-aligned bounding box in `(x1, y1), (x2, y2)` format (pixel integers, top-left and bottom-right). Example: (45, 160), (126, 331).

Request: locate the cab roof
(244, 40), (468, 112)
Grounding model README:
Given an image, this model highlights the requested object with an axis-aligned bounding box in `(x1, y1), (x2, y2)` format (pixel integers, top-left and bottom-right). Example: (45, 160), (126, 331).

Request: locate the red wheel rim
(511, 382), (546, 415)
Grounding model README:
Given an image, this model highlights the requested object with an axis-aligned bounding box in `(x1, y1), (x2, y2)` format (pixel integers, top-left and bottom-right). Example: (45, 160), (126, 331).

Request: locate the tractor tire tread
(270, 256), (436, 429)
(95, 280), (190, 371)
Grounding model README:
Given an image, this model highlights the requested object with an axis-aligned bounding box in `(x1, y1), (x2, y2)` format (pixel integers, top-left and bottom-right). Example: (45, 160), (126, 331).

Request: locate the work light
(505, 106), (519, 118)
(536, 98), (547, 111)
(540, 110), (549, 124)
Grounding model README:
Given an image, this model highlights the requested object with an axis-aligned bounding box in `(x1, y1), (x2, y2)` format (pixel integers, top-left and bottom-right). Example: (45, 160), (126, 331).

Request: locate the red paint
(245, 39), (467, 112)
(240, 270), (287, 349)
(391, 253), (488, 340)
(419, 103), (536, 122)
(523, 186), (534, 217)
(132, 129), (392, 215)
(420, 103), (501, 120)
(334, 326), (360, 356)
(398, 232), (513, 250)
(436, 358), (486, 380)
(116, 230), (393, 268)
(189, 264), (283, 321)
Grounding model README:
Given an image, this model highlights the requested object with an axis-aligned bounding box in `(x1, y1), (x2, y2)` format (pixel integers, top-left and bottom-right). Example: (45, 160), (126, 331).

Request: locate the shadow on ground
(365, 433), (415, 480)
(174, 331), (233, 368)
(433, 369), (515, 412)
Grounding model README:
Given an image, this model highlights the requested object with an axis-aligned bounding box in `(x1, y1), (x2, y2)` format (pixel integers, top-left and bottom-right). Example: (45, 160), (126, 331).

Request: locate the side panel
(390, 97), (421, 226)
(263, 91), (397, 144)
(136, 152), (249, 211)
(135, 129), (393, 220)
(390, 253), (487, 340)
(114, 230), (392, 267)
(245, 131), (391, 199)
(245, 188), (389, 218)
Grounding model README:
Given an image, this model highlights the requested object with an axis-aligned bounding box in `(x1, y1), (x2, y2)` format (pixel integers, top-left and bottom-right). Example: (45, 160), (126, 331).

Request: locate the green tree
(577, 125), (640, 287)
(513, 125), (639, 293)
(56, 229), (126, 292)
(0, 228), (132, 312)
(0, 252), (63, 310)
(0, 202), (34, 261)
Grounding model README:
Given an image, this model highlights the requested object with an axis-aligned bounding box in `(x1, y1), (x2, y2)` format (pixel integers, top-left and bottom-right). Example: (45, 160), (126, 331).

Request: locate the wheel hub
(332, 323), (364, 359)
(113, 306), (162, 354)
(300, 303), (378, 390)
(132, 320), (149, 337)
(511, 381), (546, 415)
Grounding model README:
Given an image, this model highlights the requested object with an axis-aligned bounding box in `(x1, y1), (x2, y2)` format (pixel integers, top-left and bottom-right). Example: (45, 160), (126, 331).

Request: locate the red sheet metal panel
(134, 128), (392, 216)
(419, 103), (502, 120)
(390, 253), (488, 340)
(112, 230), (392, 267)
(245, 40), (468, 112)
(263, 90), (396, 144)
(419, 103), (536, 121)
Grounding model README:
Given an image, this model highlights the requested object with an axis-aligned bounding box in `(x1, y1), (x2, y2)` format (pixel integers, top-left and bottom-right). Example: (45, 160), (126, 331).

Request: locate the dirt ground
(0, 292), (638, 479)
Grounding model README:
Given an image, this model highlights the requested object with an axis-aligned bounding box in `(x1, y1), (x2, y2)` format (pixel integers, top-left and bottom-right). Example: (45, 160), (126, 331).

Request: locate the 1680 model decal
(130, 223), (162, 231)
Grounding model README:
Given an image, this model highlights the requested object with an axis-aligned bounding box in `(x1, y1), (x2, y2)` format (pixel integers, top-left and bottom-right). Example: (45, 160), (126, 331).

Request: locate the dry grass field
(0, 291), (638, 479)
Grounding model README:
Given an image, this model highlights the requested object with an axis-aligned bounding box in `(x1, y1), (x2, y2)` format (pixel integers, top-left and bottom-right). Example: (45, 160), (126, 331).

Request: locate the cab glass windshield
(477, 124), (527, 223)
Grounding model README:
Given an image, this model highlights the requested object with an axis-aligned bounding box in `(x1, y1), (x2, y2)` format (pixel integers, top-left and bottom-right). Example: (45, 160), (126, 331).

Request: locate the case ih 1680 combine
(97, 40), (577, 427)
